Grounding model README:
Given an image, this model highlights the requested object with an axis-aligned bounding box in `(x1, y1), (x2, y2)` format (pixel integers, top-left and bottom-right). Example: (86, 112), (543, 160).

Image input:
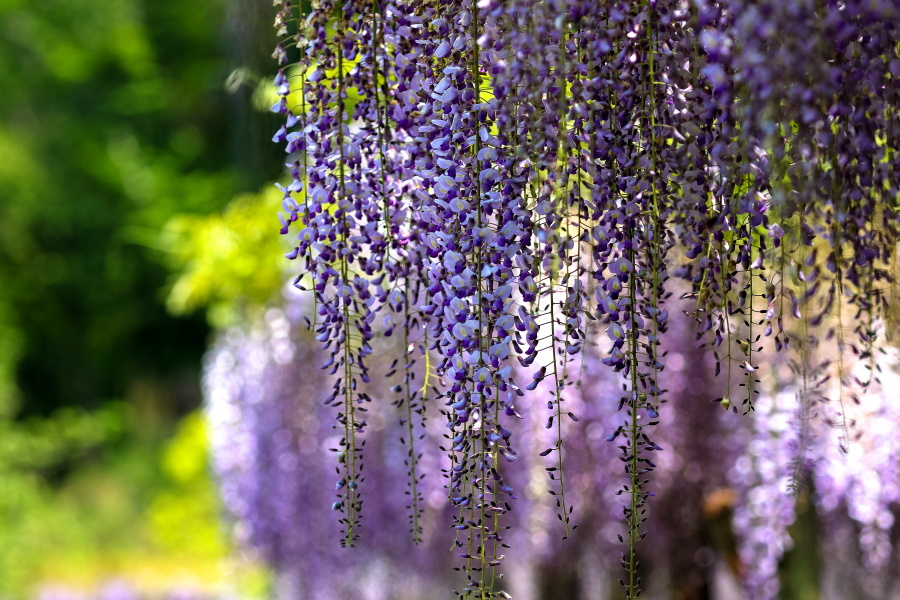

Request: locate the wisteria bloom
(262, 0), (900, 596)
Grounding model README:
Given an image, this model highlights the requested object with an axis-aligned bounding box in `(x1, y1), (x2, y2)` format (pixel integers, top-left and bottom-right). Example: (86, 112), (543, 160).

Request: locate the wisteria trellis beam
(270, 0), (900, 597)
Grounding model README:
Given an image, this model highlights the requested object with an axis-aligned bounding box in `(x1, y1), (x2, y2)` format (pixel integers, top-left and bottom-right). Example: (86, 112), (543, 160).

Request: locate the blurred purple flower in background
(203, 291), (900, 598)
(34, 581), (210, 600)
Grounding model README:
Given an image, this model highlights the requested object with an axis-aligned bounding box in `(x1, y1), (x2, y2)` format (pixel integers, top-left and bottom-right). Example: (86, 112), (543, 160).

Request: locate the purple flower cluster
(204, 299), (458, 599)
(205, 294), (900, 598)
(729, 387), (800, 600)
(268, 0), (900, 595)
(812, 348), (900, 597)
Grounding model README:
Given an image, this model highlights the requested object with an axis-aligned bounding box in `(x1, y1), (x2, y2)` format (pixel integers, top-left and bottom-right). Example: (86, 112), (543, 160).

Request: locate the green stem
(336, 8), (358, 547)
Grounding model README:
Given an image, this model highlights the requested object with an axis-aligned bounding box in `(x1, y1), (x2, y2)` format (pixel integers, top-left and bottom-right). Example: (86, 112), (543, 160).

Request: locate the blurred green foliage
(163, 187), (287, 327)
(0, 404), (125, 594)
(4, 406), (239, 595)
(0, 0), (234, 418)
(148, 411), (227, 560)
(0, 0), (280, 595)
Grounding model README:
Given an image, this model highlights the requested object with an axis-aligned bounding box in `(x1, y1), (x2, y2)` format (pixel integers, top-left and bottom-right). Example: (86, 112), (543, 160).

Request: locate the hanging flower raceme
(270, 0), (900, 596)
